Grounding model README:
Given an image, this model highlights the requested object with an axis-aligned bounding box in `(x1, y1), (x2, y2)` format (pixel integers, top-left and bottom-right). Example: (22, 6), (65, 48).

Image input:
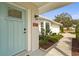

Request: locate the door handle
(24, 28), (26, 31)
(24, 28), (26, 33)
(24, 32), (26, 33)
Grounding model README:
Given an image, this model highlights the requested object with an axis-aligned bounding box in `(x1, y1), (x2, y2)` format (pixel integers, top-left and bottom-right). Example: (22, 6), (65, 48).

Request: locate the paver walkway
(30, 33), (76, 56)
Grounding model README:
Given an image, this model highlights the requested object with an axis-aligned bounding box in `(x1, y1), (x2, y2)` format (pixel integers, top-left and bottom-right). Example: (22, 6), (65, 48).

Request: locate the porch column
(31, 9), (39, 51)
(27, 9), (32, 52)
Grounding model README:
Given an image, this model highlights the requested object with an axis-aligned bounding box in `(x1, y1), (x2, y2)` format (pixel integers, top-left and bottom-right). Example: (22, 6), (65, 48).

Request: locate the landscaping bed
(39, 34), (63, 50)
(69, 32), (76, 34)
(72, 23), (79, 56)
(39, 40), (55, 50)
(72, 38), (79, 56)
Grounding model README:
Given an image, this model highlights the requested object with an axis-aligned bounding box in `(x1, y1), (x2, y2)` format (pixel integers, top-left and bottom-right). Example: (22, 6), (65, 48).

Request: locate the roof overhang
(39, 15), (63, 26)
(33, 2), (73, 14)
(10, 2), (73, 14)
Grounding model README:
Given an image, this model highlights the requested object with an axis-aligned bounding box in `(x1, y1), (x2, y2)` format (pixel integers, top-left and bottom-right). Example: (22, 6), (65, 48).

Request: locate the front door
(0, 3), (27, 55)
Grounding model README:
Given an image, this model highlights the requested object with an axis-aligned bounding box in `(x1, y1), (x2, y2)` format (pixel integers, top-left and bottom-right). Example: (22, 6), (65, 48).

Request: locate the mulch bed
(39, 40), (55, 50)
(72, 38), (79, 56)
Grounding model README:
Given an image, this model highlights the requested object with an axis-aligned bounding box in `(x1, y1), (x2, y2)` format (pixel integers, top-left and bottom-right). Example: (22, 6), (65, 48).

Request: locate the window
(46, 23), (50, 29)
(41, 22), (44, 33)
(41, 22), (43, 28)
(46, 22), (50, 34)
(8, 7), (22, 18)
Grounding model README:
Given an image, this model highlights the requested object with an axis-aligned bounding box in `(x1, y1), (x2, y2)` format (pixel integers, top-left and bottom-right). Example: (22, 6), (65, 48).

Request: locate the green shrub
(39, 35), (44, 40)
(51, 33), (56, 36)
(49, 31), (53, 35)
(39, 39), (48, 46)
(76, 23), (79, 41)
(39, 35), (49, 45)
(39, 27), (63, 46)
(41, 28), (45, 36)
(49, 34), (63, 43)
(69, 32), (75, 34)
(39, 35), (49, 40)
(58, 34), (63, 39)
(49, 36), (59, 42)
(60, 26), (64, 33)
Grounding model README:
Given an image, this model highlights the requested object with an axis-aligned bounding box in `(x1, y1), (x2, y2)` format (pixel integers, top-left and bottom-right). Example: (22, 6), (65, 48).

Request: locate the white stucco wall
(31, 9), (39, 52)
(39, 20), (50, 35)
(39, 21), (41, 35)
(32, 24), (39, 51)
(50, 24), (60, 34)
(39, 19), (60, 34)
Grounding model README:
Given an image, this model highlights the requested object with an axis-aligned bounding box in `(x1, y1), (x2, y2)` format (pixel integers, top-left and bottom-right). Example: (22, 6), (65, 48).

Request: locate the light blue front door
(0, 3), (26, 56)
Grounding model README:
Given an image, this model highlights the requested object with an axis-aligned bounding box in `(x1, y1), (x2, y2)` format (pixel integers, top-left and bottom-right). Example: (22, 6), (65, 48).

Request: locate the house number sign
(33, 20), (38, 27)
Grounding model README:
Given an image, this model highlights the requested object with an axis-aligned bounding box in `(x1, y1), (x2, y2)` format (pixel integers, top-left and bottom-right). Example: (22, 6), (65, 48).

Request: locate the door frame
(7, 2), (34, 53)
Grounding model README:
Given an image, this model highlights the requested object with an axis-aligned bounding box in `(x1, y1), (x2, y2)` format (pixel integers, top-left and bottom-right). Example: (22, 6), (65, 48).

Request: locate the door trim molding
(6, 2), (32, 52)
(6, 2), (29, 53)
(7, 2), (27, 10)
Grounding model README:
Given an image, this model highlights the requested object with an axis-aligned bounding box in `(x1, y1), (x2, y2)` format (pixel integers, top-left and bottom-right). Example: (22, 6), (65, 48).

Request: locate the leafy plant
(76, 23), (79, 41)
(60, 26), (64, 33)
(51, 33), (56, 36)
(49, 34), (63, 43)
(39, 26), (63, 46)
(39, 39), (48, 46)
(54, 13), (73, 30)
(46, 23), (50, 35)
(41, 28), (45, 36)
(39, 35), (49, 45)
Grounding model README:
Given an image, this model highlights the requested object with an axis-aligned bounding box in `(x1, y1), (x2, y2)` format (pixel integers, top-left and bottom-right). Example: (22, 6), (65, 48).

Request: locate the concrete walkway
(30, 33), (75, 56)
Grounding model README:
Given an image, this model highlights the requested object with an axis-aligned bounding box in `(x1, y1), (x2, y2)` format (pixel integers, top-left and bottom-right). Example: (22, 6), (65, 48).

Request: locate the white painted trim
(27, 9), (32, 52)
(39, 15), (63, 26)
(7, 2), (26, 10)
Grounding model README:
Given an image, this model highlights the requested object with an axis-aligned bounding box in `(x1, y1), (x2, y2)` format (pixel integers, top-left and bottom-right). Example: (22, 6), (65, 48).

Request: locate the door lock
(24, 28), (26, 31)
(24, 28), (26, 33)
(24, 32), (26, 33)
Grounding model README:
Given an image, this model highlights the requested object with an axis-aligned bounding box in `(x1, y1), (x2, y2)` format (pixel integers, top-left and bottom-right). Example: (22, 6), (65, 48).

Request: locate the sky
(41, 2), (79, 20)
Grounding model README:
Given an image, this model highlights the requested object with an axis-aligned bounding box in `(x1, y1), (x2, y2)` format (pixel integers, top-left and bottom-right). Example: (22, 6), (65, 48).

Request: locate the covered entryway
(0, 3), (27, 55)
(0, 2), (73, 56)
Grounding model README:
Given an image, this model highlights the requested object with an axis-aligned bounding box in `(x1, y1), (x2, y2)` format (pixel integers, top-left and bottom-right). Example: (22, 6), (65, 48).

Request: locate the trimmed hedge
(76, 23), (79, 41)
(49, 34), (63, 43)
(39, 34), (63, 45)
(60, 26), (64, 33)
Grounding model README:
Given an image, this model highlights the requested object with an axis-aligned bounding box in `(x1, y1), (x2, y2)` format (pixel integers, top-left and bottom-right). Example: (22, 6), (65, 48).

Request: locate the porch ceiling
(33, 2), (73, 14)
(33, 2), (49, 8)
(12, 2), (73, 14)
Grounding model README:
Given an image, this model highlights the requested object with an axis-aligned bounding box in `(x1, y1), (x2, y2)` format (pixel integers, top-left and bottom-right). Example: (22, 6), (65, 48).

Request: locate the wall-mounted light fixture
(34, 15), (39, 20)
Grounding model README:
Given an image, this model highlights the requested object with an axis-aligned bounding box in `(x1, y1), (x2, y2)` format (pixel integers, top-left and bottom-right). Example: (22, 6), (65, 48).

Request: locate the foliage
(68, 32), (75, 34)
(39, 32), (63, 46)
(41, 28), (45, 36)
(54, 13), (73, 30)
(72, 20), (79, 25)
(39, 35), (49, 45)
(60, 26), (64, 33)
(46, 23), (50, 35)
(39, 27), (63, 46)
(39, 39), (48, 46)
(49, 34), (63, 43)
(39, 35), (48, 41)
(41, 23), (51, 36)
(51, 33), (56, 36)
(76, 23), (79, 41)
